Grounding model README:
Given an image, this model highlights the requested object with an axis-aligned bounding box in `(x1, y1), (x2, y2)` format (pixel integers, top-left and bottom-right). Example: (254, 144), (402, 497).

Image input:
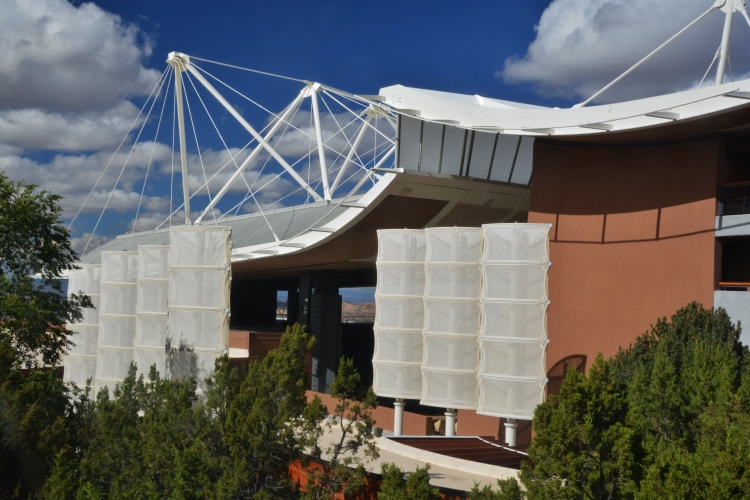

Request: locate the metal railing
(719, 182), (750, 216)
(719, 282), (750, 292)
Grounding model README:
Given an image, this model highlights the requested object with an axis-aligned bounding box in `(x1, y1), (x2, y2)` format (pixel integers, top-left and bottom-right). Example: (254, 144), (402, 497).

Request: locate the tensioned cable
(306, 101), (313, 205)
(185, 72), (281, 237)
(224, 96), (306, 220)
(698, 45), (721, 88)
(242, 99), (303, 202)
(319, 94), (388, 189)
(474, 436), (529, 456)
(170, 69), (177, 230)
(188, 55), (308, 84)
(322, 90), (395, 146)
(182, 73), (222, 225)
(152, 104), (301, 232)
(68, 66), (170, 232)
(183, 72), (279, 235)
(195, 63), (377, 165)
(318, 92), (374, 188)
(128, 69), (173, 249)
(82, 68), (170, 255)
(221, 140), (386, 216)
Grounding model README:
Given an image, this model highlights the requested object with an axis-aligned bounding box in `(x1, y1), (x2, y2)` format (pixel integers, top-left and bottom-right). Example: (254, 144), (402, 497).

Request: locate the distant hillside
(342, 301), (375, 323)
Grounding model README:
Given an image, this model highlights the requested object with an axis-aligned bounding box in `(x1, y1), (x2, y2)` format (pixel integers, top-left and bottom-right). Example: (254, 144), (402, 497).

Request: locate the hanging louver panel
(421, 228), (483, 409)
(167, 226), (231, 395)
(478, 224), (551, 420)
(372, 229), (426, 399)
(96, 251), (139, 394)
(64, 264), (101, 388)
(134, 245), (170, 378)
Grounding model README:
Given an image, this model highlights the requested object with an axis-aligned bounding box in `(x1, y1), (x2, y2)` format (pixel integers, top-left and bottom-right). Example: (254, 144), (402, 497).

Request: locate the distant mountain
(342, 301), (375, 323)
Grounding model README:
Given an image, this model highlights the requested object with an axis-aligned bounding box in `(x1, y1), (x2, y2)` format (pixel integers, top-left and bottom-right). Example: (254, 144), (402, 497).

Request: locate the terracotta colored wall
(306, 391), (433, 436)
(529, 138), (721, 375)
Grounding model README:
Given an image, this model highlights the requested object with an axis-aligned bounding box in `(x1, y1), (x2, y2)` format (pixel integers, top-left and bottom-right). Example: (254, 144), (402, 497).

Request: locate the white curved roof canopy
(380, 80), (750, 137)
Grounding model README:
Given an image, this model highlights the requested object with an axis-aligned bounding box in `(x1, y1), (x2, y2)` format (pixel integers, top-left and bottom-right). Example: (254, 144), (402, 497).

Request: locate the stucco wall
(529, 138), (721, 376)
(715, 291), (750, 346)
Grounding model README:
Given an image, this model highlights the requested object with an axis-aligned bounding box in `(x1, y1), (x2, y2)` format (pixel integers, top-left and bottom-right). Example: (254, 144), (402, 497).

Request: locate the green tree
(520, 355), (637, 499)
(215, 322), (316, 498)
(304, 357), (382, 499)
(470, 477), (524, 500)
(0, 172), (92, 368)
(0, 173), (92, 497)
(520, 302), (749, 499)
(378, 462), (440, 500)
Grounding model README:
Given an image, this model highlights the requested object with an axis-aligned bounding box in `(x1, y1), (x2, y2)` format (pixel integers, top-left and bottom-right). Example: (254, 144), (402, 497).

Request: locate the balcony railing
(719, 182), (750, 216)
(719, 282), (750, 292)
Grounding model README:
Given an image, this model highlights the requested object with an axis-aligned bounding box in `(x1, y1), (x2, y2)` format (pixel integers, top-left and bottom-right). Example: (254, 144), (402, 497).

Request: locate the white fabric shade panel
(372, 363), (422, 399)
(64, 227), (232, 395)
(135, 245), (170, 378)
(101, 252), (138, 284)
(100, 284), (138, 316)
(376, 264), (425, 297)
(167, 227), (231, 393)
(64, 264), (101, 389)
(96, 251), (139, 391)
(167, 309), (229, 351)
(425, 228), (483, 263)
(135, 314), (169, 347)
(371, 223), (551, 422)
(477, 223), (551, 420)
(421, 228), (482, 410)
(169, 227), (232, 268)
(372, 229), (426, 399)
(67, 264), (101, 295)
(376, 230), (427, 263)
(168, 269), (231, 310)
(481, 301), (547, 341)
(64, 355), (98, 387)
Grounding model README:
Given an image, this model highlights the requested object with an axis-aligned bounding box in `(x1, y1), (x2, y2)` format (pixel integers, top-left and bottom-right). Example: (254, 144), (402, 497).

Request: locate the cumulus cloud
(70, 232), (113, 256)
(0, 0), (159, 113)
(0, 2), (391, 251)
(500, 0), (750, 103)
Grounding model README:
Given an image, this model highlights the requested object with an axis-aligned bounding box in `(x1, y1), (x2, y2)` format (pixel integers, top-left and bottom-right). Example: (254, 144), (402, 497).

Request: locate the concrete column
(445, 408), (457, 437)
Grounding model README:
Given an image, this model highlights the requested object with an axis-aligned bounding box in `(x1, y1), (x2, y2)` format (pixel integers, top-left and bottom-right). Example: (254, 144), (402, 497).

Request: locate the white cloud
(70, 232), (113, 256)
(500, 0), (750, 103)
(0, 0), (159, 113)
(0, 101), (143, 151)
(0, 0), (160, 155)
(0, 141), (173, 216)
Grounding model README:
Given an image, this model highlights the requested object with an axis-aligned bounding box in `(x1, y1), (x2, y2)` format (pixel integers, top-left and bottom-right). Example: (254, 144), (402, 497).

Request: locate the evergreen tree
(469, 478), (524, 500)
(378, 462), (440, 500)
(521, 302), (749, 499)
(215, 322), (316, 497)
(304, 357), (382, 499)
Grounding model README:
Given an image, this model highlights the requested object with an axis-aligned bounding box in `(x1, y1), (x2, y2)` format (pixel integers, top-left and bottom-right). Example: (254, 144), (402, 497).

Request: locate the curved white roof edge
(230, 169), (399, 262)
(379, 80), (750, 136)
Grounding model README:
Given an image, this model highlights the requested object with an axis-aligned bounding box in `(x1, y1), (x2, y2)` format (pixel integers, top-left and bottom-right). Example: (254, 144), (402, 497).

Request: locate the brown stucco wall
(528, 138), (722, 376)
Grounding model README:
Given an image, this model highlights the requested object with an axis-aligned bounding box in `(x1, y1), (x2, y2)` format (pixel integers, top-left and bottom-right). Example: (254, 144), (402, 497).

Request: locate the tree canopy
(520, 302), (750, 499)
(0, 172), (91, 368)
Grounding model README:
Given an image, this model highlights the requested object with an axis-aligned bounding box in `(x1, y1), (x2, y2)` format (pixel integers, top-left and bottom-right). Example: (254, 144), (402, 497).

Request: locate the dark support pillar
(310, 272), (342, 394)
(297, 271), (311, 327)
(230, 280), (277, 328)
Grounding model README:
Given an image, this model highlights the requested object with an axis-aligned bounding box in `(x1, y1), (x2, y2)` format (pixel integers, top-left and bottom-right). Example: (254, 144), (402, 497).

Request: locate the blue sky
(2, 0), (750, 258)
(92, 0), (553, 105)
